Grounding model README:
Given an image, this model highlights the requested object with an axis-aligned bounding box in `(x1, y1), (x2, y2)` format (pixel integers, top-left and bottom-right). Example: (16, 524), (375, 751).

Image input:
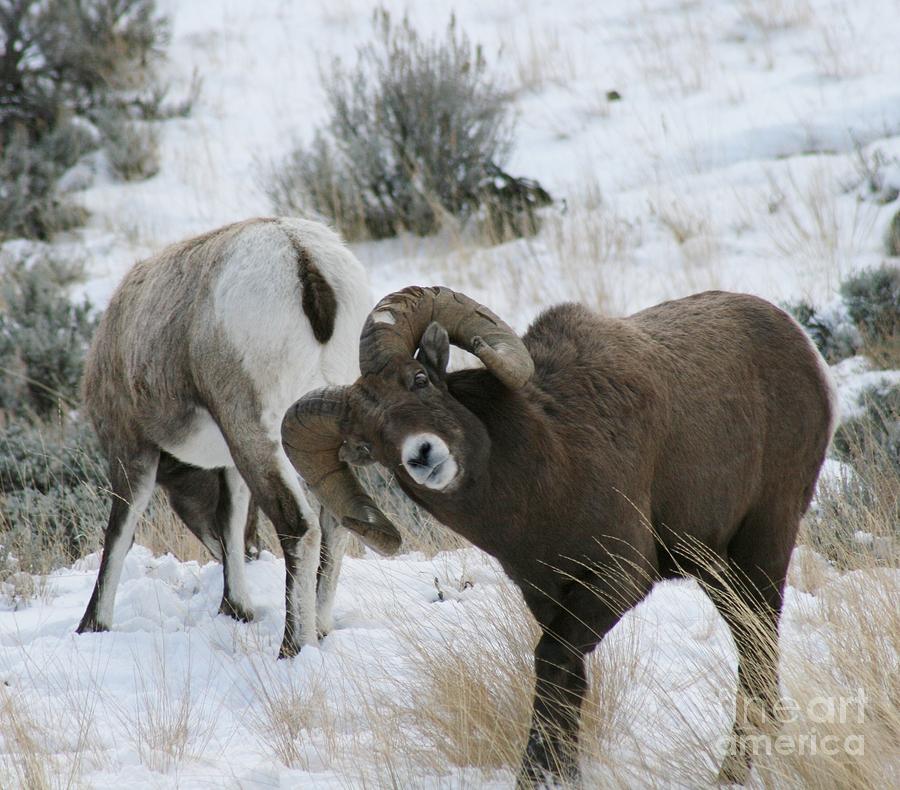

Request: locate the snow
(830, 355), (900, 420)
(2, 0), (899, 786)
(45, 0), (900, 319)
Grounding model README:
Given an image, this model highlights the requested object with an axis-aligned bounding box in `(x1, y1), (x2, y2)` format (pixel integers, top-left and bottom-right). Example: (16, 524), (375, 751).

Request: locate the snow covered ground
(2, 0), (899, 787)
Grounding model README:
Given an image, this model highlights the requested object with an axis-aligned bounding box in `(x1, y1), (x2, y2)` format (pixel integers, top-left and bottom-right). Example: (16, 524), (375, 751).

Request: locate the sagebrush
(0, 247), (98, 419)
(265, 9), (550, 241)
(0, 0), (170, 240)
(784, 263), (900, 364)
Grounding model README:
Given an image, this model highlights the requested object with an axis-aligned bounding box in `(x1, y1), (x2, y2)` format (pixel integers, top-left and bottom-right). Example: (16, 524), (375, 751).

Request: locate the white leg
(276, 453), (322, 650)
(218, 466), (254, 621)
(77, 456), (157, 632)
(316, 508), (349, 637)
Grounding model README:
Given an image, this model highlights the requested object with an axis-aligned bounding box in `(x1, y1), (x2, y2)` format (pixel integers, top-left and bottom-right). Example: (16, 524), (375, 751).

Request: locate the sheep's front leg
(217, 467), (255, 622)
(519, 629), (591, 788)
(315, 507), (349, 638)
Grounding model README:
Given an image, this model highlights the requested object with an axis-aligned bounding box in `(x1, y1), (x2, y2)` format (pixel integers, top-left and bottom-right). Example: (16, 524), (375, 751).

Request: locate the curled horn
(360, 286), (534, 389)
(281, 387), (401, 556)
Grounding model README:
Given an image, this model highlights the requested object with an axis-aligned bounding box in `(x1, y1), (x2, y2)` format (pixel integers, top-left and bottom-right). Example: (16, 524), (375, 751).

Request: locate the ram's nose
(401, 433), (458, 491)
(407, 439), (433, 468)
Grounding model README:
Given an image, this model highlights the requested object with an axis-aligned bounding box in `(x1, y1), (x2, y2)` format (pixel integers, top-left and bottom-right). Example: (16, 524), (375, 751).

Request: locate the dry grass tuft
(509, 25), (578, 95)
(113, 641), (221, 773)
(765, 167), (879, 292)
(0, 652), (105, 789)
(396, 579), (536, 772)
(738, 0), (812, 32)
(243, 647), (338, 770)
(0, 687), (54, 789)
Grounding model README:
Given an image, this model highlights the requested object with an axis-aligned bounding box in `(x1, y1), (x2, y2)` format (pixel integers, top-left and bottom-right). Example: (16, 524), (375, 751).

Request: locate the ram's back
(522, 291), (834, 551)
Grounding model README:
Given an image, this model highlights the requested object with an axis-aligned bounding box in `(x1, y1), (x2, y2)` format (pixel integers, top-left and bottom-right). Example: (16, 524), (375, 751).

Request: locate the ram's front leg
(518, 630), (589, 788)
(518, 566), (652, 789)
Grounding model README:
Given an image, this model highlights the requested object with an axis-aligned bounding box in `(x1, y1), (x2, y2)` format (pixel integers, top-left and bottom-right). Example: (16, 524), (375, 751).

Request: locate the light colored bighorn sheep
(76, 217), (400, 657)
(282, 286), (837, 785)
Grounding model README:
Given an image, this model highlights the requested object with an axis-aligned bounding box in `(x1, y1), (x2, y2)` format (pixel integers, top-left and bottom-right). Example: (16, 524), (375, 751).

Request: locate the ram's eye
(413, 371), (429, 389)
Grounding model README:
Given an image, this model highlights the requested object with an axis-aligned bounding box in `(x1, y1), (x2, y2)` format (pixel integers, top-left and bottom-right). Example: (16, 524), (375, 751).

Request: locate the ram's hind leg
(702, 505), (800, 784)
(77, 446), (159, 633)
(315, 507), (349, 638)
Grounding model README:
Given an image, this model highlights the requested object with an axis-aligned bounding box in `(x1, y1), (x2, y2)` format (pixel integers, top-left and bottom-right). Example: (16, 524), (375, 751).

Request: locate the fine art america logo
(718, 690), (868, 757)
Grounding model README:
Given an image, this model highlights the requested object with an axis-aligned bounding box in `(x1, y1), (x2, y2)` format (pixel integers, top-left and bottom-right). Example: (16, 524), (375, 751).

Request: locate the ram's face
(341, 331), (468, 494)
(282, 286), (532, 545)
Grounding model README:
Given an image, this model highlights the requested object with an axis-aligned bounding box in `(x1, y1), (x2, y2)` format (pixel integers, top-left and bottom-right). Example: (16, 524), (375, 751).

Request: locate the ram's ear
(418, 321), (450, 380)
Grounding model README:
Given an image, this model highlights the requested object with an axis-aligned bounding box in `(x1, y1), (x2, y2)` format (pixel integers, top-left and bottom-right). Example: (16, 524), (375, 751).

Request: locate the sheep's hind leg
(315, 507), (349, 638)
(156, 452), (224, 562)
(157, 456), (253, 621)
(77, 446), (159, 633)
(211, 404), (322, 657)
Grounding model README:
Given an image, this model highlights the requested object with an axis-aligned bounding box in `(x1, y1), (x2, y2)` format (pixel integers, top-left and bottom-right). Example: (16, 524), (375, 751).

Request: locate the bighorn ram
(282, 286), (836, 785)
(76, 217), (400, 657)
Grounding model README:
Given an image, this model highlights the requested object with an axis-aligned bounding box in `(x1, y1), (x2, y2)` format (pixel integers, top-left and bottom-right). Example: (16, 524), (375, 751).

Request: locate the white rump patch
(372, 309), (396, 325)
(401, 433), (459, 491)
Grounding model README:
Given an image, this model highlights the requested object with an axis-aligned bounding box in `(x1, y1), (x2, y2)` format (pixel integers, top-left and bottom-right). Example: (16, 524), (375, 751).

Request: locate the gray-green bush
(0, 0), (170, 240)
(266, 9), (550, 241)
(0, 246), (106, 575)
(785, 263), (900, 364)
(0, 418), (108, 574)
(805, 383), (899, 567)
(0, 248), (98, 420)
(832, 384), (900, 474)
(839, 263), (900, 345)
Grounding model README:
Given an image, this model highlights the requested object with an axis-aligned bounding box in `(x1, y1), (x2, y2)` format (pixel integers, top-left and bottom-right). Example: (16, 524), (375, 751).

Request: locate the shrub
(804, 384), (899, 567)
(0, 0), (169, 138)
(0, 416), (108, 574)
(0, 122), (92, 240)
(0, 247), (98, 419)
(782, 298), (860, 363)
(266, 9), (550, 240)
(0, 0), (169, 240)
(888, 209), (900, 257)
(839, 263), (900, 345)
(832, 384), (900, 474)
(784, 263), (899, 365)
(95, 111), (160, 181)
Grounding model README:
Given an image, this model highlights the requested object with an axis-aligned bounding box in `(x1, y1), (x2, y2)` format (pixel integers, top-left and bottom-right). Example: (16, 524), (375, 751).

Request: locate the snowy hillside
(69, 0), (900, 322)
(2, 0), (899, 788)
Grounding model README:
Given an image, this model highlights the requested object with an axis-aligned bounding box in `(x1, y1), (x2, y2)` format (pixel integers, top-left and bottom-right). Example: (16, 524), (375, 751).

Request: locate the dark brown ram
(281, 286), (836, 786)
